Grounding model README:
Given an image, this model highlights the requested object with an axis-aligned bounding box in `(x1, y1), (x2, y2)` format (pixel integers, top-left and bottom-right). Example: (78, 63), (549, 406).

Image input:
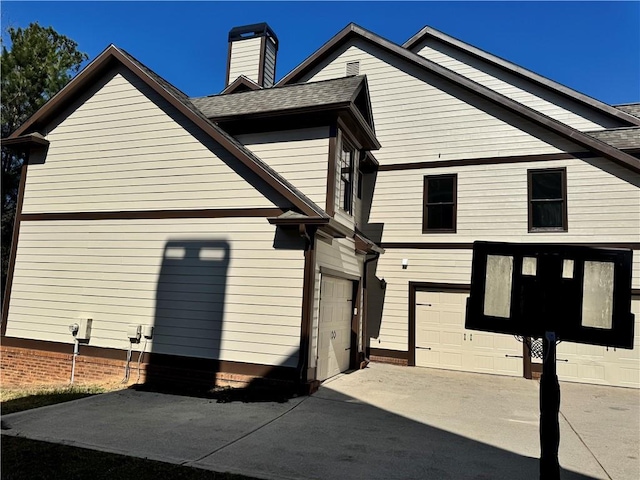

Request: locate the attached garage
(316, 275), (355, 381)
(409, 283), (639, 388)
(411, 285), (523, 377)
(555, 297), (640, 388)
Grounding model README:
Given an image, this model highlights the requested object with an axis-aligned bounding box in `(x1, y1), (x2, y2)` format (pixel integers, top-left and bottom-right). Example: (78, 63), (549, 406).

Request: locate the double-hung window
(528, 168), (567, 231)
(423, 174), (457, 233)
(339, 138), (355, 215)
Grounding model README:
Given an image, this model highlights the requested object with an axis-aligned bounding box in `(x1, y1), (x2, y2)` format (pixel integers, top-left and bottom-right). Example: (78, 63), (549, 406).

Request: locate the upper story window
(528, 168), (567, 232)
(339, 138), (355, 215)
(423, 174), (457, 233)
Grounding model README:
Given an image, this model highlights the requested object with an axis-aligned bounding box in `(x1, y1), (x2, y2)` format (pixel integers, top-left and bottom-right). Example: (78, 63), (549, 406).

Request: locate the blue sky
(2, 1), (639, 104)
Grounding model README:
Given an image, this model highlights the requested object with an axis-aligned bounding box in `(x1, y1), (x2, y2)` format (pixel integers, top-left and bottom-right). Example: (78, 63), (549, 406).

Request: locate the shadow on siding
(143, 239), (230, 390)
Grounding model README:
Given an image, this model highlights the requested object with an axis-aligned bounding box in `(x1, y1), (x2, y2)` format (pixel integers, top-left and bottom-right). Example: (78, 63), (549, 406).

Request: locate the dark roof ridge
(277, 23), (640, 174)
(614, 102), (640, 107)
(193, 74), (367, 101)
(402, 25), (640, 127)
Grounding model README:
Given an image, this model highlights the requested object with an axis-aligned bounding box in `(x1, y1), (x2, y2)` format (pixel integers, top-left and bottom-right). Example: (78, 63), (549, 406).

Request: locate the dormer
(191, 75), (379, 232)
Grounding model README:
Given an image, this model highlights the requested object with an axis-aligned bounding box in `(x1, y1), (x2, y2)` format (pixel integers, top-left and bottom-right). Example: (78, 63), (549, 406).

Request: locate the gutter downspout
(296, 224), (317, 390)
(363, 252), (381, 362)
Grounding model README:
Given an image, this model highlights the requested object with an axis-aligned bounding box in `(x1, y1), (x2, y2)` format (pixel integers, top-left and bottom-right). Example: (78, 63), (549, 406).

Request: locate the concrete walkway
(2, 363), (639, 480)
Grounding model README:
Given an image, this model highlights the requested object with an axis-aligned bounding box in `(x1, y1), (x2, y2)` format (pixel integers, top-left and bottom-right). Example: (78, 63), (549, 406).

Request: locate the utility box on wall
(76, 318), (93, 342)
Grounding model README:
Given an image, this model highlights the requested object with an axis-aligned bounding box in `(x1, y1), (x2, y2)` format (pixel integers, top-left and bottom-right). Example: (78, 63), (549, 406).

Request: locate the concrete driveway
(2, 363), (639, 480)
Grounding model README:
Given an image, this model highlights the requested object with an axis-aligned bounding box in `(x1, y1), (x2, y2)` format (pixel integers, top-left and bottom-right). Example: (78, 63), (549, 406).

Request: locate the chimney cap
(228, 23), (278, 49)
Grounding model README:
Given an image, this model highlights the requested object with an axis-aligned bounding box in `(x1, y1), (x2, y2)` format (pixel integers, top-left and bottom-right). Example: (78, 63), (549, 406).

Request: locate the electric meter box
(76, 318), (92, 342)
(127, 324), (141, 342)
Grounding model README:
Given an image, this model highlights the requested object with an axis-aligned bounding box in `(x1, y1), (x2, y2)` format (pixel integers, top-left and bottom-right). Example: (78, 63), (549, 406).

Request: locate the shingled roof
(615, 104), (640, 119)
(586, 127), (640, 150)
(191, 75), (366, 120)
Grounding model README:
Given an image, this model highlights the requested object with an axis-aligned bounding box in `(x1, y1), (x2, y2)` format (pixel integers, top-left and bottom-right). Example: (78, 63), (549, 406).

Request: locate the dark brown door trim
(408, 282), (471, 367)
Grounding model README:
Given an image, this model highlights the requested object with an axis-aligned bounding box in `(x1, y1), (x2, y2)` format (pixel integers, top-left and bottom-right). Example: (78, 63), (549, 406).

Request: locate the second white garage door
(415, 290), (523, 377)
(317, 275), (353, 381)
(555, 297), (640, 388)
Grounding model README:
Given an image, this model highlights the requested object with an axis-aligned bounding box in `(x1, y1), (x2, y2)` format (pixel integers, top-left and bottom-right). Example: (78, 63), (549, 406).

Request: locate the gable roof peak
(277, 23), (639, 174)
(7, 43), (326, 217)
(402, 25), (640, 127)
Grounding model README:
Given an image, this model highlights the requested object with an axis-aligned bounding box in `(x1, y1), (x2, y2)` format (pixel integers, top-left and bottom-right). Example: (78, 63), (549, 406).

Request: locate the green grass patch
(1, 385), (112, 415)
(1, 435), (259, 480)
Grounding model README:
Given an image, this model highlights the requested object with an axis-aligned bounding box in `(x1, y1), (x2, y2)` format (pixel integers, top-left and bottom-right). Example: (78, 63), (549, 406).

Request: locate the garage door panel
(617, 367), (640, 385)
(317, 275), (354, 381)
(415, 290), (523, 378)
(441, 331), (463, 347)
(554, 298), (639, 388)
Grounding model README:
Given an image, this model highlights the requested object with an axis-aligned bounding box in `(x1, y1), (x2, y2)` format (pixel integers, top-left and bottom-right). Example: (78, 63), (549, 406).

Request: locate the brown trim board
(326, 125), (338, 216)
(221, 76), (262, 94)
(401, 26), (640, 127)
(0, 337), (298, 382)
(225, 41), (233, 86)
(298, 227), (317, 384)
(1, 163), (28, 336)
(378, 152), (599, 172)
(8, 45), (322, 218)
(409, 283), (469, 369)
(381, 242), (640, 250)
(408, 282), (471, 367)
(258, 36), (267, 87)
(277, 24), (640, 174)
(527, 167), (568, 233)
(21, 208), (285, 222)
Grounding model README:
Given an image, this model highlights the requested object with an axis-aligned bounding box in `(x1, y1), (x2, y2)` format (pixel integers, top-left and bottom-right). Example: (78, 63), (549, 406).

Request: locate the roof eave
(278, 24), (640, 174)
(8, 44), (323, 217)
(2, 132), (50, 150)
(402, 26), (640, 127)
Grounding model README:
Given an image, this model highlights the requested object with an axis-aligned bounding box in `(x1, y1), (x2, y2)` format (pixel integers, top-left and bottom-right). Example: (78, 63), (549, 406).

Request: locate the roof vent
(346, 61), (360, 77)
(226, 23), (279, 88)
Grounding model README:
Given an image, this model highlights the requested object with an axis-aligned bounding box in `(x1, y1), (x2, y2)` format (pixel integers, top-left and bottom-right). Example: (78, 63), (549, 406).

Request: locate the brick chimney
(226, 23), (278, 88)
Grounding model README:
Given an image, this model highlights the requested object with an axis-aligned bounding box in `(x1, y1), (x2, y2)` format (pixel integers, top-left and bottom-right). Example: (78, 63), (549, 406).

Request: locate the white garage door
(556, 297), (640, 388)
(415, 290), (523, 377)
(317, 275), (353, 381)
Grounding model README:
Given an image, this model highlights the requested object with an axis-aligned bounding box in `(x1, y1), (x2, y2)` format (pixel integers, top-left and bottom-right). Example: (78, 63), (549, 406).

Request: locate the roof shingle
(615, 104), (640, 119)
(586, 127), (640, 150)
(191, 76), (365, 119)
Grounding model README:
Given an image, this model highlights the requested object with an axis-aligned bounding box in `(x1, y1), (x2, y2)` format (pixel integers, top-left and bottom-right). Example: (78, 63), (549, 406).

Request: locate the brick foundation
(0, 345), (292, 390)
(1, 345), (125, 386)
(369, 354), (409, 366)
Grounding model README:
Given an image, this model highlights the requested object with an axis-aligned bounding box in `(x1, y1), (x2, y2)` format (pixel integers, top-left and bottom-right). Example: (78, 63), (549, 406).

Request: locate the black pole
(540, 331), (561, 480)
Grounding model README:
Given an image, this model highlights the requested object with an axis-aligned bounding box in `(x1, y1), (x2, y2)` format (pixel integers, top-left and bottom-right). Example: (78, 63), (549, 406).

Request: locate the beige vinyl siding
(371, 249), (473, 351)
(301, 39), (582, 166)
(228, 37), (262, 85)
(236, 128), (329, 209)
(371, 158), (640, 244)
(263, 38), (277, 88)
(308, 237), (363, 368)
(412, 39), (621, 131)
(6, 217), (304, 367)
(23, 70), (275, 214)
(368, 157), (639, 351)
